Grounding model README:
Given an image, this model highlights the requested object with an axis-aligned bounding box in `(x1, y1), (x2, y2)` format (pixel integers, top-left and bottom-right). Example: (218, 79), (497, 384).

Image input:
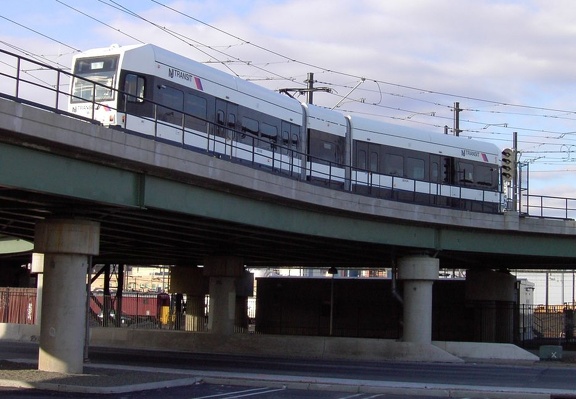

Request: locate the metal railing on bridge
(521, 194), (576, 220)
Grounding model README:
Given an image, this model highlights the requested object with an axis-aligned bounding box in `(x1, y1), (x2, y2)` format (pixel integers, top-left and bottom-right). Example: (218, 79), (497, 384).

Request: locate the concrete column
(31, 253), (44, 325)
(235, 270), (254, 332)
(208, 276), (236, 334)
(203, 256), (243, 335)
(235, 296), (249, 331)
(398, 255), (439, 344)
(34, 219), (100, 374)
(466, 269), (516, 343)
(170, 266), (208, 332)
(185, 295), (206, 331)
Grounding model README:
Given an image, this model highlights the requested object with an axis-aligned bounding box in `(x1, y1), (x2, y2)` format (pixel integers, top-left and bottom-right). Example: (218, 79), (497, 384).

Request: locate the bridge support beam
(34, 219), (100, 374)
(398, 255), (439, 344)
(203, 256), (244, 334)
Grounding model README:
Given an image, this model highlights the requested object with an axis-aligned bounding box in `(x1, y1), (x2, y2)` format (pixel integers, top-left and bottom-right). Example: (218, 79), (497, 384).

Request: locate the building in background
(91, 265), (170, 293)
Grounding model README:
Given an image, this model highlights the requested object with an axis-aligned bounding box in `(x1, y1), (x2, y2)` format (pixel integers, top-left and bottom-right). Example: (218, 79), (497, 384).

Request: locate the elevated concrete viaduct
(1, 97), (575, 371)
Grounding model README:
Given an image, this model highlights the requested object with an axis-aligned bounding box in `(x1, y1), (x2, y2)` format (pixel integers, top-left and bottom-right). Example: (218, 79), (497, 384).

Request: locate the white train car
(303, 104), (348, 187)
(349, 116), (501, 212)
(68, 43), (503, 213)
(68, 43), (304, 174)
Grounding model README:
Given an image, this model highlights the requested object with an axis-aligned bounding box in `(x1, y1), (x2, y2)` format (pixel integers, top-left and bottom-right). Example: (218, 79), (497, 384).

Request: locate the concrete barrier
(89, 328), (464, 363)
(433, 341), (539, 362)
(0, 324), (40, 342)
(0, 324), (540, 364)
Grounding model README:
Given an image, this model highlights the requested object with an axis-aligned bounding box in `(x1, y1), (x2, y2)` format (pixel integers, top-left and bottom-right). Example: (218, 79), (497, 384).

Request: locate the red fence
(0, 288), (36, 324)
(90, 292), (161, 328)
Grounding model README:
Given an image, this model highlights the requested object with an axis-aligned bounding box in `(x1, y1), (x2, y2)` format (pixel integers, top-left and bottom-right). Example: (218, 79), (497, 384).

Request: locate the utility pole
(512, 131), (518, 211)
(278, 73), (331, 104)
(305, 73), (314, 104)
(453, 102), (462, 136)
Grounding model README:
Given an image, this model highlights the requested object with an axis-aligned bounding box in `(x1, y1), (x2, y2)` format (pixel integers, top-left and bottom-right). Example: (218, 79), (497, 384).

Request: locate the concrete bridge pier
(236, 270), (255, 331)
(466, 269), (516, 342)
(31, 253), (44, 325)
(34, 219), (100, 374)
(203, 256), (244, 334)
(170, 266), (208, 331)
(398, 255), (439, 343)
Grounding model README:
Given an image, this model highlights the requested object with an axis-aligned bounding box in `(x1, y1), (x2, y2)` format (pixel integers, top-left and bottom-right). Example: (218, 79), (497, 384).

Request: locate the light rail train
(68, 44), (502, 213)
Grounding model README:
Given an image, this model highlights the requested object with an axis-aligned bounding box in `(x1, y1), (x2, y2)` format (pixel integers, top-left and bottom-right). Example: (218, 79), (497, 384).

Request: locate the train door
(278, 121), (300, 175)
(437, 155), (459, 204)
(155, 85), (184, 143)
(212, 99), (237, 158)
(352, 140), (371, 193)
(119, 72), (151, 134)
(429, 154), (442, 203)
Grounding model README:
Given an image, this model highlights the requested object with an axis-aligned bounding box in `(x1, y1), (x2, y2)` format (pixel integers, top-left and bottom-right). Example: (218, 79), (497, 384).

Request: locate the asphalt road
(0, 385), (454, 399)
(1, 341), (576, 398)
(86, 345), (576, 392)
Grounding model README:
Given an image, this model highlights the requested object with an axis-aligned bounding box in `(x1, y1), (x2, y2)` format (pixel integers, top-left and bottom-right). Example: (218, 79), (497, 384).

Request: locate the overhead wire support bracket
(278, 86), (332, 100)
(331, 78), (366, 110)
(279, 72), (331, 104)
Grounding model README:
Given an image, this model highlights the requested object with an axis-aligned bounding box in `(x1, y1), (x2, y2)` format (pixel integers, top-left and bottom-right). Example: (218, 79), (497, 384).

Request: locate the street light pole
(328, 267), (338, 336)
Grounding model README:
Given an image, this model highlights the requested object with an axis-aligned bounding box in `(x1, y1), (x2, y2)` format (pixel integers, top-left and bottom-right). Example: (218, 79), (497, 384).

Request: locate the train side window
(309, 129), (345, 165)
(385, 154), (403, 176)
(458, 161), (474, 183)
(184, 93), (208, 132)
(369, 151), (378, 172)
(282, 130), (290, 145)
(291, 133), (299, 149)
(228, 113), (236, 128)
(406, 157), (425, 180)
(156, 85), (183, 123)
(216, 110), (225, 125)
(185, 94), (207, 119)
(476, 164), (496, 187)
(242, 117), (259, 135)
(124, 73), (145, 103)
(157, 85), (183, 111)
(357, 150), (367, 170)
(431, 161), (440, 182)
(215, 110), (226, 137)
(261, 122), (278, 142)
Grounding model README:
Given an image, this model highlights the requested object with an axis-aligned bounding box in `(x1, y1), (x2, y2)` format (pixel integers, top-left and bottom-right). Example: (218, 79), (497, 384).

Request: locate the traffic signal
(501, 148), (515, 182)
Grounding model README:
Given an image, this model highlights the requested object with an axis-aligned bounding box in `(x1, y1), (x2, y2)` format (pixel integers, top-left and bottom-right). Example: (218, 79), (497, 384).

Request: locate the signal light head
(501, 148), (516, 183)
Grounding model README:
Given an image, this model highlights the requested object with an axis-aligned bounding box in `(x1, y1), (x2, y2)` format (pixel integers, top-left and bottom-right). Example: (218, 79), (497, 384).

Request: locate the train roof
(74, 43), (303, 123)
(348, 115), (501, 163)
(303, 103), (348, 136)
(74, 44), (501, 164)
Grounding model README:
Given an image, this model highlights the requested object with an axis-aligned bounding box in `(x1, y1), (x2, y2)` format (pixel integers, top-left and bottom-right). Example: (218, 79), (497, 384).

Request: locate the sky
(1, 0), (576, 201)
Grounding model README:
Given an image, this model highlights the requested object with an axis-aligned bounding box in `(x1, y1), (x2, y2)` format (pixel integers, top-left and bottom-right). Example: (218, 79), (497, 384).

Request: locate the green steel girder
(0, 142), (143, 207)
(0, 141), (575, 262)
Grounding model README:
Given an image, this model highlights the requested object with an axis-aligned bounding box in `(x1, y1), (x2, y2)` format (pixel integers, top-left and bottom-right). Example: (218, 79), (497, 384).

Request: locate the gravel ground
(0, 360), (193, 388)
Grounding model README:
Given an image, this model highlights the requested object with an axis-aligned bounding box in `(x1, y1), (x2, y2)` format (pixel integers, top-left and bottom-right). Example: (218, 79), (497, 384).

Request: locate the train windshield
(71, 55), (119, 103)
